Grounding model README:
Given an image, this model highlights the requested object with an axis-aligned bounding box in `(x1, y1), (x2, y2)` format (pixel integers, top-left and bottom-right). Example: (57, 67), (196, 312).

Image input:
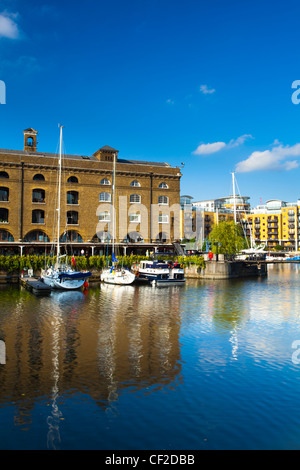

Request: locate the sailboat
(231, 172), (267, 260)
(41, 125), (92, 290)
(100, 152), (135, 285)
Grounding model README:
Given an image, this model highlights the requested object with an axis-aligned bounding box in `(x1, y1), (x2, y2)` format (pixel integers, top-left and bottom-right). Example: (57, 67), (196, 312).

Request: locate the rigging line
(234, 175), (251, 248)
(105, 173), (114, 266)
(61, 139), (76, 259)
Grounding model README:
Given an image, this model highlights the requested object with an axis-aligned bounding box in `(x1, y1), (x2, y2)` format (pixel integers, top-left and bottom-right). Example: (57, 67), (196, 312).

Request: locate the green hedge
(0, 254), (205, 273)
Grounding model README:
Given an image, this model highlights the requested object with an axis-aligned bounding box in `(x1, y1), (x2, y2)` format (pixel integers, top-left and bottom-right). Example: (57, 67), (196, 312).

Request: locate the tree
(209, 221), (245, 255)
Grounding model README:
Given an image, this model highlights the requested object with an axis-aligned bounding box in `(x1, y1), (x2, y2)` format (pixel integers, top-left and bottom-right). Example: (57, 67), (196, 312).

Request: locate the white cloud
(192, 141), (226, 155)
(192, 134), (253, 156)
(0, 11), (20, 39)
(166, 98), (174, 105)
(200, 84), (215, 95)
(235, 143), (300, 173)
(228, 134), (253, 148)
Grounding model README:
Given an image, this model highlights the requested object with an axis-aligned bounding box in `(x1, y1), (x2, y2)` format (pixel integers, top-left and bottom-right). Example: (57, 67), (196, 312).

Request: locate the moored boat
(100, 152), (135, 286)
(132, 260), (185, 286)
(40, 126), (92, 290)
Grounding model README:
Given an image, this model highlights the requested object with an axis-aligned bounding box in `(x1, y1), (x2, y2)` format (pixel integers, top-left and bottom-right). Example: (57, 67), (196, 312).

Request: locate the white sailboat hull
(41, 268), (91, 290)
(100, 269), (135, 285)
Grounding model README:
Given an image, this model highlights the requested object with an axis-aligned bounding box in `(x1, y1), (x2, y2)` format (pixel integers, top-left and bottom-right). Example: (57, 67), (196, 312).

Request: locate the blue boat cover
(58, 271), (92, 280)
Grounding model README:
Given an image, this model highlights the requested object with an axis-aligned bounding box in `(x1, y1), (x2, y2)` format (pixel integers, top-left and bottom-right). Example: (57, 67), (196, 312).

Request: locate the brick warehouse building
(0, 128), (182, 256)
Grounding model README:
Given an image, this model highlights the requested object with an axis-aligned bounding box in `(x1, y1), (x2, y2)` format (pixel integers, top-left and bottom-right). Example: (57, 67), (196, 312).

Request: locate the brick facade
(0, 129), (182, 255)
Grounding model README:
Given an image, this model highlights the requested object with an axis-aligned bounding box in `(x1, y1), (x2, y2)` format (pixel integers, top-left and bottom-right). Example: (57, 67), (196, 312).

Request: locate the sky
(1, 0), (300, 207)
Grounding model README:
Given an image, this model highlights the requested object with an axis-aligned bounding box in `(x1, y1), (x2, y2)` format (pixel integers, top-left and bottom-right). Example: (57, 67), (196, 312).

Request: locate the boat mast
(57, 125), (63, 263)
(112, 152), (116, 256)
(232, 172), (237, 224)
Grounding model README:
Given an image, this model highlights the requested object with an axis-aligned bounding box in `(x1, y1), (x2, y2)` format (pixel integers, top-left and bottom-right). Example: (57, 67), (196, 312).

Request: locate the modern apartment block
(0, 128), (182, 255)
(180, 195), (234, 246)
(243, 199), (300, 251)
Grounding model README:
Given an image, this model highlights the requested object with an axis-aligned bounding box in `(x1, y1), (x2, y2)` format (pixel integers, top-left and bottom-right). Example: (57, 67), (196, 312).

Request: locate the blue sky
(1, 0), (300, 207)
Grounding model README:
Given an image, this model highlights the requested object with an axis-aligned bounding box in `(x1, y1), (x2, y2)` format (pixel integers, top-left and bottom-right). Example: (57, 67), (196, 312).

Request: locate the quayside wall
(184, 254), (267, 280)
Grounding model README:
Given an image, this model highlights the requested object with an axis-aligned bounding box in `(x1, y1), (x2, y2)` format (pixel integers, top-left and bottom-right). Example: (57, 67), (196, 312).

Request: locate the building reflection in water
(0, 284), (183, 432)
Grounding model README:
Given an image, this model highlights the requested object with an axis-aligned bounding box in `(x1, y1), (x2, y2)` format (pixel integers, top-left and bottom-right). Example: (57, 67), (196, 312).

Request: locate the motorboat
(132, 260), (185, 286)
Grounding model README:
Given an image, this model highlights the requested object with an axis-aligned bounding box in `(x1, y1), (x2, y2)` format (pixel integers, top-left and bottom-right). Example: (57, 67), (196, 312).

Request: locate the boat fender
(83, 280), (89, 288)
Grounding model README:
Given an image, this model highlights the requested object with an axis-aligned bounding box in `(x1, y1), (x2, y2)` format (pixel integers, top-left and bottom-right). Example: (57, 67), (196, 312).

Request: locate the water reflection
(2, 265), (300, 450)
(0, 284), (183, 428)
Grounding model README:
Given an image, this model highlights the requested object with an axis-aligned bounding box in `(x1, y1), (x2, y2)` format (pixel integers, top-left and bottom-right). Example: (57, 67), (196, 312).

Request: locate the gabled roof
(23, 128), (38, 134)
(99, 145), (119, 152)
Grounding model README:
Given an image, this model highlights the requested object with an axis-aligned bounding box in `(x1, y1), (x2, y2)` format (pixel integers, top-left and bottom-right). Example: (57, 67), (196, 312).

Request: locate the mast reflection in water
(0, 284), (182, 449)
(2, 265), (300, 450)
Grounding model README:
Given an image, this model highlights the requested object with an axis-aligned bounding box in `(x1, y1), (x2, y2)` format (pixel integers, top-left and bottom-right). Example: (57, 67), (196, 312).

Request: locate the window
(158, 195), (168, 205)
(32, 210), (45, 224)
(156, 232), (167, 242)
(99, 192), (111, 202)
(33, 174), (45, 181)
(158, 214), (169, 223)
(32, 189), (45, 203)
(0, 208), (8, 223)
(130, 194), (141, 203)
(60, 231), (83, 243)
(126, 232), (144, 243)
(130, 180), (141, 187)
(95, 231), (111, 242)
(0, 229), (14, 241)
(159, 182), (168, 189)
(0, 172), (9, 179)
(129, 213), (141, 223)
(24, 230), (49, 242)
(27, 137), (34, 147)
(67, 176), (78, 183)
(99, 211), (110, 222)
(67, 211), (79, 225)
(0, 187), (9, 202)
(67, 191), (79, 205)
(100, 178), (111, 185)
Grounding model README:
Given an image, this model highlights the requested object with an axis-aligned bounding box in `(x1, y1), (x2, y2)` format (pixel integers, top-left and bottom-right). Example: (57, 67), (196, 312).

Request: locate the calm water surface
(1, 264), (300, 450)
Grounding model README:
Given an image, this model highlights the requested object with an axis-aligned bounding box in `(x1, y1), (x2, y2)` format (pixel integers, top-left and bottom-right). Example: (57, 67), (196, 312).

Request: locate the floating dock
(20, 276), (52, 295)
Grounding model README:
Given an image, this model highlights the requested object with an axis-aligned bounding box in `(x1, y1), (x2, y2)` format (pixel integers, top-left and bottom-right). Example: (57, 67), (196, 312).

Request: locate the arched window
(100, 178), (111, 185)
(159, 182), (168, 189)
(24, 230), (49, 242)
(27, 137), (33, 147)
(94, 231), (111, 242)
(60, 231), (83, 243)
(67, 191), (79, 205)
(126, 232), (144, 243)
(130, 194), (141, 203)
(33, 174), (45, 181)
(32, 189), (45, 203)
(0, 187), (9, 202)
(0, 229), (14, 241)
(32, 210), (45, 224)
(130, 180), (141, 187)
(0, 172), (9, 179)
(67, 176), (78, 183)
(99, 192), (111, 202)
(156, 232), (168, 242)
(0, 208), (8, 223)
(67, 211), (79, 225)
(158, 195), (168, 205)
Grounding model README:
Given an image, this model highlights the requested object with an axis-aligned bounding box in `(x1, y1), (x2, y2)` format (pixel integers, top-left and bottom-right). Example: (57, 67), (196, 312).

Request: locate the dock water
(19, 276), (52, 295)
